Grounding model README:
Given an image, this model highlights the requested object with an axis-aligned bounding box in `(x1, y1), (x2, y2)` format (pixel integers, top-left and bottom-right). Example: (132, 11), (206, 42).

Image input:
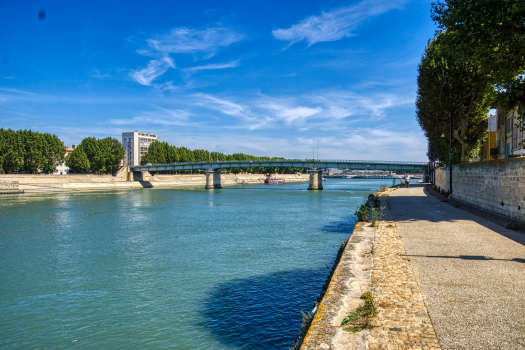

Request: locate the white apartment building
(122, 132), (158, 166)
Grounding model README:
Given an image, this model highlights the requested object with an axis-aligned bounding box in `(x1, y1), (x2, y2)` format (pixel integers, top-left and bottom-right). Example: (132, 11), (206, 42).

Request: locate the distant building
(495, 104), (525, 159)
(479, 114), (497, 161)
(54, 147), (75, 175)
(122, 132), (158, 166)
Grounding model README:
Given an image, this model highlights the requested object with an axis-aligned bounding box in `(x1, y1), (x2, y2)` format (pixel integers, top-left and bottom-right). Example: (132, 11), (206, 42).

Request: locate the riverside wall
(435, 157), (525, 222)
(0, 173), (309, 192)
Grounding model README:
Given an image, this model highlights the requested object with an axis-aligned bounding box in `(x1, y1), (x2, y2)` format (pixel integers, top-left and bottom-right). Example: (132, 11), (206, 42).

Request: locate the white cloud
(183, 60), (240, 72)
(260, 99), (322, 125)
(193, 93), (248, 118)
(147, 27), (245, 58)
(130, 56), (175, 86)
(272, 0), (407, 47)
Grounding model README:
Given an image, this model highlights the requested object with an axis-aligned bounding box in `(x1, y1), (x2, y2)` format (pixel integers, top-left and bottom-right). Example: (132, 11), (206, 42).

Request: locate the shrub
(355, 204), (370, 221)
(506, 220), (523, 230)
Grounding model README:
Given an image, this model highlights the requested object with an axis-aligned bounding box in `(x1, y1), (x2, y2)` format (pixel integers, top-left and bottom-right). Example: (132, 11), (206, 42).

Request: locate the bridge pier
(205, 170), (222, 189)
(308, 170), (323, 190)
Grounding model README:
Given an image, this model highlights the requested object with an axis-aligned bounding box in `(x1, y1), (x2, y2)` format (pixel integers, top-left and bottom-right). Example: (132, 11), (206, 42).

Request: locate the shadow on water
(200, 268), (326, 350)
(321, 215), (357, 234)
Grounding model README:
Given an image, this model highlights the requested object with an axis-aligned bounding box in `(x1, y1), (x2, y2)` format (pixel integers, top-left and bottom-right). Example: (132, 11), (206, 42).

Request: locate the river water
(0, 178), (401, 349)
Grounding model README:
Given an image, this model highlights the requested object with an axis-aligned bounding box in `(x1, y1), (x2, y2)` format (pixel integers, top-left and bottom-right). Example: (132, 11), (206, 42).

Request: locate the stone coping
(299, 188), (441, 350)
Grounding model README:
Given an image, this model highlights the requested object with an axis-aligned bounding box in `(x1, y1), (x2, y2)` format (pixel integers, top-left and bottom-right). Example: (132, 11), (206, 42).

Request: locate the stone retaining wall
(435, 157), (525, 222)
(0, 173), (309, 192)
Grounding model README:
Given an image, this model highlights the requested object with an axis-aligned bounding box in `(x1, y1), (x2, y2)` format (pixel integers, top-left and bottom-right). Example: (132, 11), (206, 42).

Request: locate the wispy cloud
(193, 93), (248, 118)
(130, 56), (175, 86)
(183, 60), (240, 72)
(272, 0), (407, 47)
(146, 27), (245, 59)
(258, 98), (322, 126)
(131, 27), (244, 87)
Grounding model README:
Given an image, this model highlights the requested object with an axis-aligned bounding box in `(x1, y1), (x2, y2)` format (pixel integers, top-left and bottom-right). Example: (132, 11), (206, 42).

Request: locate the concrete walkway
(389, 184), (525, 350)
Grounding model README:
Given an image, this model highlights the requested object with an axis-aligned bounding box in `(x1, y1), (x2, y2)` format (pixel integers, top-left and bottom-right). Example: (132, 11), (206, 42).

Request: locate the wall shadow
(390, 183), (525, 248)
(400, 254), (525, 264)
(321, 215), (357, 234)
(200, 268), (326, 350)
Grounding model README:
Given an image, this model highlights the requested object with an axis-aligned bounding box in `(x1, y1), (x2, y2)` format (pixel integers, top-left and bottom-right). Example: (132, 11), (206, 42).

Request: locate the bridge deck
(131, 159), (427, 172)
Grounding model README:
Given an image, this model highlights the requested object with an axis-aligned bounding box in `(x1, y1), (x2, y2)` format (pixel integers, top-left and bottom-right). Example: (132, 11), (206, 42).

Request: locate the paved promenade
(389, 184), (525, 349)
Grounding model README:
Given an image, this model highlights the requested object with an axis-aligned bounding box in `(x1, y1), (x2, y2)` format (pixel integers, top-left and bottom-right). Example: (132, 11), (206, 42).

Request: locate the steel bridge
(130, 159), (427, 190)
(130, 159), (428, 172)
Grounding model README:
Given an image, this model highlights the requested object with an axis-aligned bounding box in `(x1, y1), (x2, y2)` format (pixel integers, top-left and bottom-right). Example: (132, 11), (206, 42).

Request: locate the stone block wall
(0, 180), (19, 190)
(435, 158), (525, 222)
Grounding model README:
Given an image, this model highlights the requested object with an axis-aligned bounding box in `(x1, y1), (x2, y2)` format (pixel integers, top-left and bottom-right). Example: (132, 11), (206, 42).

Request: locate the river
(0, 178), (402, 349)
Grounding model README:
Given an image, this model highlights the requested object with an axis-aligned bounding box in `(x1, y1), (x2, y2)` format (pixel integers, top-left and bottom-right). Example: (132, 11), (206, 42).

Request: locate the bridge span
(130, 159), (427, 190)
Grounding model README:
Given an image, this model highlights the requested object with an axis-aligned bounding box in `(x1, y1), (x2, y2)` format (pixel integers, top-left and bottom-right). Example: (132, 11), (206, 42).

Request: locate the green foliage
(140, 141), (306, 174)
(65, 146), (90, 173)
(431, 0), (525, 86)
(80, 137), (124, 174)
(0, 128), (65, 173)
(416, 33), (494, 164)
(341, 291), (378, 332)
(355, 203), (370, 222)
(506, 220), (523, 230)
(370, 207), (385, 227)
(431, 1), (525, 140)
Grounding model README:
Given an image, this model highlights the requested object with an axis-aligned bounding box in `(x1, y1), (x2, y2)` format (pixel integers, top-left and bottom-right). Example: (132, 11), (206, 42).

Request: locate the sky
(0, 0), (437, 161)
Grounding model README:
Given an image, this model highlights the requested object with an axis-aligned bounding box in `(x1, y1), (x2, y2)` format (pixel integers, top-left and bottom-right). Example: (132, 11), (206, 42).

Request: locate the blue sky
(0, 0), (436, 161)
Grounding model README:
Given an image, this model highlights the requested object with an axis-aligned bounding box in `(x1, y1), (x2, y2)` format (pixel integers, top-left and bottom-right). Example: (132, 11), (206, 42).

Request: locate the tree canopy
(79, 136), (125, 174)
(65, 146), (90, 173)
(431, 0), (525, 86)
(416, 33), (494, 164)
(140, 140), (305, 174)
(0, 129), (65, 173)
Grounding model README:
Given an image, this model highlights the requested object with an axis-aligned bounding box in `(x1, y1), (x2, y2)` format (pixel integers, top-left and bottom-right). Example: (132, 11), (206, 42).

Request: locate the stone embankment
(300, 188), (440, 350)
(0, 173), (309, 192)
(435, 157), (525, 222)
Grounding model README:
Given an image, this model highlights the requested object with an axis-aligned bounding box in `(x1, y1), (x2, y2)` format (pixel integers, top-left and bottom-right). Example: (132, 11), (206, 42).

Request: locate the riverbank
(0, 173), (309, 192)
(300, 187), (440, 350)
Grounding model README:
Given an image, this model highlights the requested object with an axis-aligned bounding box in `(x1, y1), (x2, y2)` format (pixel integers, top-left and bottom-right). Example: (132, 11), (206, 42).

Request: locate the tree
(66, 146), (90, 173)
(80, 137), (101, 172)
(140, 140), (166, 165)
(431, 0), (525, 86)
(80, 136), (124, 174)
(416, 33), (494, 163)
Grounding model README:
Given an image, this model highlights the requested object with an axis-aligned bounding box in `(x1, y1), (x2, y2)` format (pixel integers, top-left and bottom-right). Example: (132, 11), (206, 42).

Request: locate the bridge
(130, 159), (428, 190)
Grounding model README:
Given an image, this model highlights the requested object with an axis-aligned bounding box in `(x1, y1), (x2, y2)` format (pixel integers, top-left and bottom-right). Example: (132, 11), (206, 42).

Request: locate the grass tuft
(341, 292), (378, 332)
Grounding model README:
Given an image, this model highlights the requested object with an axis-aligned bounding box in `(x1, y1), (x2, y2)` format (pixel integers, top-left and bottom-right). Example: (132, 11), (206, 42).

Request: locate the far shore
(0, 173), (310, 193)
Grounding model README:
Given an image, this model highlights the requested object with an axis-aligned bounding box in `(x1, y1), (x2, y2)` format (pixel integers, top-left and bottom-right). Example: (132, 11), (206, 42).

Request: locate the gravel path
(389, 183), (525, 350)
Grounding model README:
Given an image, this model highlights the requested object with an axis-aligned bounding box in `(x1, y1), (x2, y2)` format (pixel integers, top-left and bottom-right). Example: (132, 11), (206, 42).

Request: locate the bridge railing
(133, 159), (428, 168)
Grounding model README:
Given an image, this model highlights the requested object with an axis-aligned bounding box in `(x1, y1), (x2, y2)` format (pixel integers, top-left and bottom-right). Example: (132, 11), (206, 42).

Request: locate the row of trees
(416, 0), (525, 164)
(0, 129), (66, 173)
(140, 141), (306, 174)
(66, 137), (124, 174)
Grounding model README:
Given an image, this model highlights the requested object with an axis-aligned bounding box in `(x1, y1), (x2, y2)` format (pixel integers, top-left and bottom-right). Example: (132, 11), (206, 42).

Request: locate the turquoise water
(0, 179), (400, 349)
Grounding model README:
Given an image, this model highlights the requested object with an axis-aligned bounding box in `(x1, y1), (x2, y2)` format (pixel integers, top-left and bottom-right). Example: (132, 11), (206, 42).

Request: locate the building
(122, 132), (158, 166)
(54, 146), (75, 175)
(495, 104), (525, 159)
(479, 114), (497, 161)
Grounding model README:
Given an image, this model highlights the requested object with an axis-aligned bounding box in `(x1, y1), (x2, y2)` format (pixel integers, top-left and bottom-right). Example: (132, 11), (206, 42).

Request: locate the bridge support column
(308, 170), (323, 190)
(205, 170), (222, 189)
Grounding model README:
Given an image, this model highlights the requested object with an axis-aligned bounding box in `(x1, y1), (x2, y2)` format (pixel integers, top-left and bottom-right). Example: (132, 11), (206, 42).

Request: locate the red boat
(264, 177), (285, 183)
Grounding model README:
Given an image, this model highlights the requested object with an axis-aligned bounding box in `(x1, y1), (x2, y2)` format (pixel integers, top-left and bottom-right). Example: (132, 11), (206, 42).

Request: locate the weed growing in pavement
(341, 292), (378, 332)
(379, 184), (388, 192)
(370, 206), (385, 227)
(506, 220), (523, 230)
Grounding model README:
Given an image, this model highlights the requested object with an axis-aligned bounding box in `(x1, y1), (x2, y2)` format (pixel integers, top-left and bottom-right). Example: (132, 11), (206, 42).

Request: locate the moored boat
(264, 177), (285, 183)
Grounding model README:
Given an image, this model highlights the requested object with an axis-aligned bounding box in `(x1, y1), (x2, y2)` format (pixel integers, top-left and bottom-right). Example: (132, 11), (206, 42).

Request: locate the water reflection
(201, 268), (325, 349)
